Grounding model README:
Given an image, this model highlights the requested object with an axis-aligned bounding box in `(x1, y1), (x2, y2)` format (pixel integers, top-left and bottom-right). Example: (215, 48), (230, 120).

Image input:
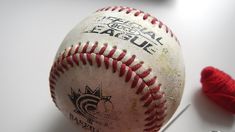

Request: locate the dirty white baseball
(49, 6), (185, 132)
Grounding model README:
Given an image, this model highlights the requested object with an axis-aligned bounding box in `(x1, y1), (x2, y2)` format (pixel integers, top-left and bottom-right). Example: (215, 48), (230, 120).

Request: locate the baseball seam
(49, 41), (167, 131)
(96, 6), (179, 43)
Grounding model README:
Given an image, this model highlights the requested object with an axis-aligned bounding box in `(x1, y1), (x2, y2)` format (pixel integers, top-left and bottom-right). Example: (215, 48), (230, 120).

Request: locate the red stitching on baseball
(138, 68), (152, 78)
(116, 50), (126, 61)
(145, 108), (166, 121)
(125, 68), (132, 82)
(151, 18), (158, 24)
(72, 54), (79, 65)
(119, 64), (126, 77)
(61, 59), (69, 71)
(130, 63), (142, 71)
(57, 65), (64, 73)
(89, 41), (98, 53)
(146, 76), (157, 86)
(144, 96), (154, 107)
(126, 9), (132, 14)
(99, 44), (107, 54)
(49, 42), (166, 131)
(136, 81), (146, 94)
(152, 92), (163, 100)
(96, 54), (101, 67)
(82, 42), (89, 53)
(143, 13), (150, 20)
(144, 124), (162, 131)
(140, 91), (151, 101)
(67, 46), (72, 57)
(96, 6), (179, 43)
(124, 55), (135, 66)
(131, 75), (139, 88)
(150, 84), (161, 93)
(50, 84), (55, 90)
(86, 54), (92, 65)
(159, 21), (163, 28)
(111, 6), (118, 11)
(51, 74), (56, 80)
(49, 79), (55, 85)
(112, 60), (118, 73)
(145, 116), (163, 126)
(66, 56), (73, 67)
(107, 47), (116, 58)
(105, 7), (111, 11)
(104, 57), (109, 69)
(134, 11), (141, 16)
(79, 53), (86, 65)
(118, 8), (125, 12)
(165, 25), (169, 33)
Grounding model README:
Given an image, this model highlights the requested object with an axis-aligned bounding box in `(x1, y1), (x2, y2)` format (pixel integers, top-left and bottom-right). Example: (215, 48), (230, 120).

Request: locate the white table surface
(1, 0), (235, 132)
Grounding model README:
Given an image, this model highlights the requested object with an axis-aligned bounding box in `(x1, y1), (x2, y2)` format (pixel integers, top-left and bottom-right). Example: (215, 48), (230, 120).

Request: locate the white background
(0, 0), (235, 132)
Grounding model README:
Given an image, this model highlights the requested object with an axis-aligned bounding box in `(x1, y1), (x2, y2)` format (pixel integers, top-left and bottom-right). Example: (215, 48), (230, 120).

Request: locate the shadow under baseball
(46, 115), (80, 132)
(193, 88), (235, 128)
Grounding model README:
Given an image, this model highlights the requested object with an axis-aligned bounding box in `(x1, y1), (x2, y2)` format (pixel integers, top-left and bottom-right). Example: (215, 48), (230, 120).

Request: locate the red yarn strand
(201, 66), (235, 114)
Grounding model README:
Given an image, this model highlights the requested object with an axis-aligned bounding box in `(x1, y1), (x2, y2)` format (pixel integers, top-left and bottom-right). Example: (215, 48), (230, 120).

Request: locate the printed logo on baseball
(49, 6), (185, 132)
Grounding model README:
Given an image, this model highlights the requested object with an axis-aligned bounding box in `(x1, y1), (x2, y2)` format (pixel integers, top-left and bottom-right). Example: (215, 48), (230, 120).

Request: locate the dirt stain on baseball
(130, 98), (138, 113)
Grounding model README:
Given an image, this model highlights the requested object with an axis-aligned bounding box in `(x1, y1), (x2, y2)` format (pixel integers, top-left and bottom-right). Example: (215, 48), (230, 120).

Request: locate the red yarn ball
(201, 66), (235, 114)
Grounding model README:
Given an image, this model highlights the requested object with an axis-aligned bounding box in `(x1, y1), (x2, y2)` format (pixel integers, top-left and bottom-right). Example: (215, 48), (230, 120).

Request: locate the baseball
(49, 6), (185, 132)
